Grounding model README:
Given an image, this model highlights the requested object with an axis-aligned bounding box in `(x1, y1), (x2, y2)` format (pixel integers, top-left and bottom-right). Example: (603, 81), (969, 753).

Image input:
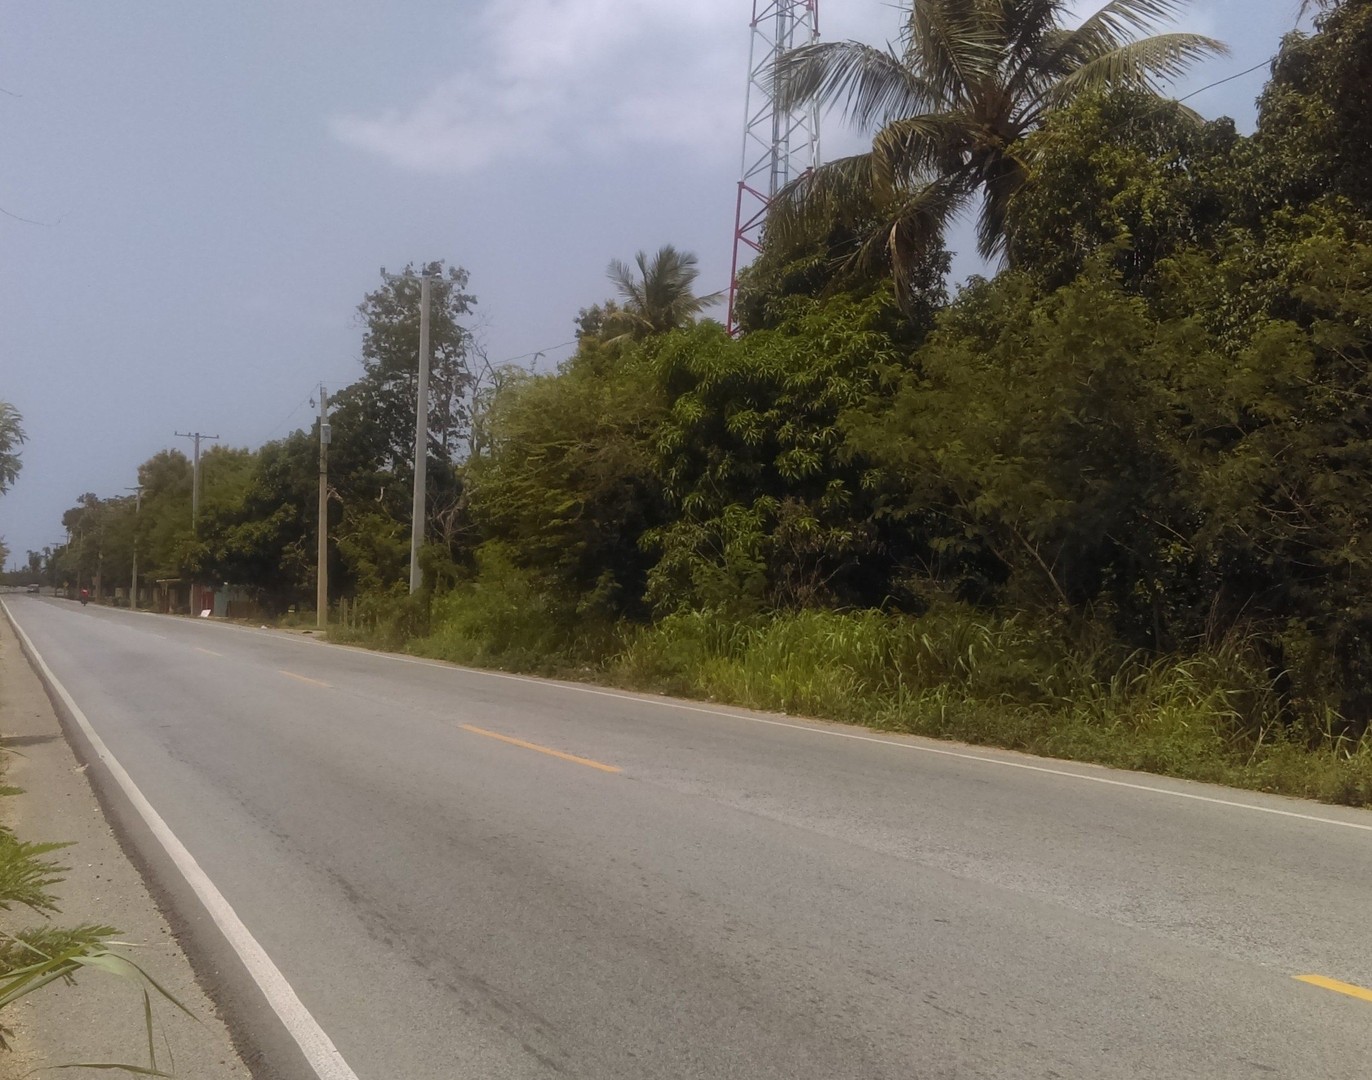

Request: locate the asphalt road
(6, 595), (1372, 1080)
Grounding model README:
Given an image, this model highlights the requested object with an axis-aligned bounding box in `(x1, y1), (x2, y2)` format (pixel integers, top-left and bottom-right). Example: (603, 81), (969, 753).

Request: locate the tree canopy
(603, 245), (722, 343)
(769, 0), (1224, 295)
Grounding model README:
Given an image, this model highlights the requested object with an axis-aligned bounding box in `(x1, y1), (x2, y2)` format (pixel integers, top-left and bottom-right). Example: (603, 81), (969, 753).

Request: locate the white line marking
(2, 601), (360, 1080)
(54, 602), (1372, 836)
(382, 659), (1372, 833)
(316, 644), (1372, 835)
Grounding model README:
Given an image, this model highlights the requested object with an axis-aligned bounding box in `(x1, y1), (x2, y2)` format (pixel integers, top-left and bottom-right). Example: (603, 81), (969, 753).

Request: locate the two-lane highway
(6, 594), (1372, 1079)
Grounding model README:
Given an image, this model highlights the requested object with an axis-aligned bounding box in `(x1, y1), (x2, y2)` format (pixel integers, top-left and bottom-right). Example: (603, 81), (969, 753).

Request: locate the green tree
(134, 450), (193, 581)
(604, 246), (722, 343)
(328, 262), (478, 594)
(644, 293), (913, 614)
(770, 0), (1223, 293)
(213, 432), (317, 608)
(55, 493), (110, 589)
(467, 347), (668, 620)
(734, 207), (951, 333)
(353, 261), (479, 465)
(0, 401), (23, 494)
(846, 264), (1207, 628)
(1004, 89), (1242, 290)
(1253, 0), (1372, 219)
(1157, 206), (1372, 730)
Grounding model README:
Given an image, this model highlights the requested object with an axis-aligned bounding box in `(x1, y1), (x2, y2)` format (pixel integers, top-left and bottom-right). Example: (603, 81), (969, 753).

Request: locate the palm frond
(974, 151), (1032, 260)
(765, 153), (883, 253)
(1043, 33), (1228, 106)
(607, 258), (646, 311)
(808, 170), (966, 298)
(1033, 1), (1205, 86)
(903, 0), (1004, 108)
(998, 0), (1073, 66)
(771, 41), (934, 131)
(601, 310), (654, 348)
(870, 111), (977, 192)
(884, 177), (970, 300)
(1069, 0), (1197, 50)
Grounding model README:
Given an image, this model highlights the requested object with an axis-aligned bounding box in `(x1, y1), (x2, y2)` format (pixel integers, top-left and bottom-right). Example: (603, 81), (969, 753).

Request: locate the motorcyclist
(80, 587), (90, 606)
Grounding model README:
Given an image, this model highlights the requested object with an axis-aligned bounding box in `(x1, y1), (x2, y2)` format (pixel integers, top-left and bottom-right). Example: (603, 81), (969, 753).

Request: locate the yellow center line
(459, 724), (621, 774)
(196, 647), (222, 657)
(278, 670), (331, 688)
(1294, 974), (1372, 1003)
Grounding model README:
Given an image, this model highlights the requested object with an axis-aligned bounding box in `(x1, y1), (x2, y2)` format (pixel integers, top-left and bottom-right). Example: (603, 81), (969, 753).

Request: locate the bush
(410, 543), (621, 673)
(332, 587), (431, 652)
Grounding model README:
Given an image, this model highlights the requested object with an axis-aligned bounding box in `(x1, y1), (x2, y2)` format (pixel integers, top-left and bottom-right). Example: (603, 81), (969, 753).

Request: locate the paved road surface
(6, 595), (1372, 1079)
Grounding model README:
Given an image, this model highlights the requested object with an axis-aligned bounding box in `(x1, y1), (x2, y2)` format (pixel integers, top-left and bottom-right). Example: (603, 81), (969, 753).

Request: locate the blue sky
(1, 0), (1308, 565)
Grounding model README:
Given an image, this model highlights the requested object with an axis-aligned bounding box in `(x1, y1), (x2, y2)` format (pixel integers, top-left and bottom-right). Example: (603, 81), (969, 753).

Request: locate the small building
(213, 584), (260, 620)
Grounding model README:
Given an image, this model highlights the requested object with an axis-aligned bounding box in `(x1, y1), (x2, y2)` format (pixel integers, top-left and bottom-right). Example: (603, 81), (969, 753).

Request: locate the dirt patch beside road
(0, 613), (251, 1078)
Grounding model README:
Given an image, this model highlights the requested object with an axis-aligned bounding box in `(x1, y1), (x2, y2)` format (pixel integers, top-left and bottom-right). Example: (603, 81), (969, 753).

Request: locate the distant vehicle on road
(26, 583), (39, 594)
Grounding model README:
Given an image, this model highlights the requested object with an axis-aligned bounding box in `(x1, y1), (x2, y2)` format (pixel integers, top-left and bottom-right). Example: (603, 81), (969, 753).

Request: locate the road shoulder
(0, 611), (252, 1078)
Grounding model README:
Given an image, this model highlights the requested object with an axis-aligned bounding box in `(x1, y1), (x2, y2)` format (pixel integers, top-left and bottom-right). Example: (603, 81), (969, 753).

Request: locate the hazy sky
(1, 0), (1307, 565)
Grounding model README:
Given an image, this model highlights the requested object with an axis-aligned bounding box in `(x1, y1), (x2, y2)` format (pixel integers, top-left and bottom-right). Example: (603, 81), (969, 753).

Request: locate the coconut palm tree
(769, 0), (1226, 295)
(604, 245), (723, 344)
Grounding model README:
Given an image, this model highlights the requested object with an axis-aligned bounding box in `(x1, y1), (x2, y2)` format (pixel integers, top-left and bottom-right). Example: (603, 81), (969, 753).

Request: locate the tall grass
(334, 585), (1372, 808)
(612, 607), (1372, 807)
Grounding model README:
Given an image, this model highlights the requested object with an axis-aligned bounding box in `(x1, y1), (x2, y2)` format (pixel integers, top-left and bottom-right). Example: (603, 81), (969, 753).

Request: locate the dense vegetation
(15, 1), (1372, 804)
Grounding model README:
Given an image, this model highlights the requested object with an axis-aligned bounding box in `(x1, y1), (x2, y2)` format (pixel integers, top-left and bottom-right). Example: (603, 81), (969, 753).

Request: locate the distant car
(26, 583), (39, 594)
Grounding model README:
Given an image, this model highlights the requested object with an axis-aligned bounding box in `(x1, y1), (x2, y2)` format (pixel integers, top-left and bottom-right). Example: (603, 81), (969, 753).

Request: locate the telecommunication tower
(727, 0), (821, 334)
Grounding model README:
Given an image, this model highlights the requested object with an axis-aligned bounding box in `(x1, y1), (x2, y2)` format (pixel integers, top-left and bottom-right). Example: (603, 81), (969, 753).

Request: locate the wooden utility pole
(125, 484), (143, 609)
(174, 430), (220, 533)
(317, 387), (330, 628)
(409, 272), (432, 595)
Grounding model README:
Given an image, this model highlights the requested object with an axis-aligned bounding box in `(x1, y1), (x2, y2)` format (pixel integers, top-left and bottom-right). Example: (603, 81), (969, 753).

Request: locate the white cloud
(330, 0), (752, 174)
(329, 0), (1222, 176)
(330, 0), (906, 176)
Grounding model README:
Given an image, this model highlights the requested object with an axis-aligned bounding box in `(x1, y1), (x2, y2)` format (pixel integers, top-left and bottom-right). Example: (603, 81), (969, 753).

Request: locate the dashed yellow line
(278, 670), (331, 688)
(459, 724), (620, 774)
(1295, 974), (1372, 1003)
(196, 647), (222, 657)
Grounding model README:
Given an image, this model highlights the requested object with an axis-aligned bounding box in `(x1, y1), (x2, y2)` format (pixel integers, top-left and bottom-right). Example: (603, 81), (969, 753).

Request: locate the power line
(1176, 59), (1273, 105)
(492, 339), (577, 368)
(261, 394), (315, 443)
(0, 205), (58, 227)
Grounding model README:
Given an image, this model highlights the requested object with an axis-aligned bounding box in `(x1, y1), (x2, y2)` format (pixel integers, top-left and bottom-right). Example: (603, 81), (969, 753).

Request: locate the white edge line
(71, 601), (1372, 835)
(310, 631), (1372, 836)
(1, 600), (360, 1080)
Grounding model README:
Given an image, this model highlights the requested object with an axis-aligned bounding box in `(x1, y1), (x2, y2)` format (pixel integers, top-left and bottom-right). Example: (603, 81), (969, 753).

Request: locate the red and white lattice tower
(727, 1), (821, 334)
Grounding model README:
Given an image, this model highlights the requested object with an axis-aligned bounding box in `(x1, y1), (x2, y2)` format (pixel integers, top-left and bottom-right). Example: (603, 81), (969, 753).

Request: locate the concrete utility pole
(125, 484), (143, 610)
(174, 430), (220, 533)
(409, 272), (432, 595)
(317, 387), (330, 628)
